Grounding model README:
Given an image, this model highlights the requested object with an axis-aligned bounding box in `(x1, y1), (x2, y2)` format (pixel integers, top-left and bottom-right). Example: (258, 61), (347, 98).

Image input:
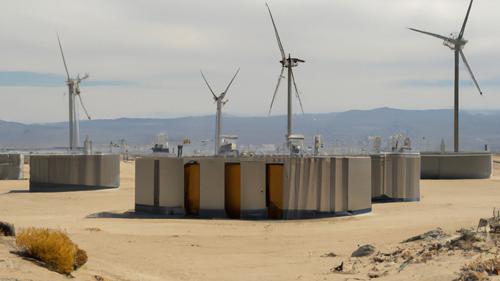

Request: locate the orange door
(225, 163), (241, 219)
(184, 163), (200, 215)
(266, 164), (283, 219)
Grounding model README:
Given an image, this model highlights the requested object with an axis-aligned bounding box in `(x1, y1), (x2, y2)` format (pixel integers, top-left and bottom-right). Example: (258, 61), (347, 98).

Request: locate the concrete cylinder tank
(29, 154), (120, 191)
(133, 156), (373, 220)
(420, 152), (492, 179)
(0, 154), (24, 180)
(371, 153), (421, 202)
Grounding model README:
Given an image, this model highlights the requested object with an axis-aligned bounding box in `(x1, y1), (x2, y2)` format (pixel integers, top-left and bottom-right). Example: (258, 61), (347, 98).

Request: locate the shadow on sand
(86, 210), (191, 220)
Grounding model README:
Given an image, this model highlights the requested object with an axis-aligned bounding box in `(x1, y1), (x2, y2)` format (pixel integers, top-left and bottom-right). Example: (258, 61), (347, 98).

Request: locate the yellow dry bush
(16, 227), (86, 274)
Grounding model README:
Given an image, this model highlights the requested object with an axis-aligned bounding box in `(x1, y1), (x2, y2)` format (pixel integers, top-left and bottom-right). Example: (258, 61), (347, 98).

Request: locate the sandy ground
(1, 156), (500, 281)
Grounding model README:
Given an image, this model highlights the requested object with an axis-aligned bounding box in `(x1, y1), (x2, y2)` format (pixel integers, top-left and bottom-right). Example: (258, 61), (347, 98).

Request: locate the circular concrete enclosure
(420, 152), (492, 179)
(135, 156), (374, 220)
(29, 154), (121, 191)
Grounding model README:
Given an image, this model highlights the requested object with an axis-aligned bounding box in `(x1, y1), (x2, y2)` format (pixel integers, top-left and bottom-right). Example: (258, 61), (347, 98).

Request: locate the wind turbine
(409, 0), (483, 153)
(200, 69), (240, 155)
(57, 34), (92, 151)
(265, 3), (305, 151)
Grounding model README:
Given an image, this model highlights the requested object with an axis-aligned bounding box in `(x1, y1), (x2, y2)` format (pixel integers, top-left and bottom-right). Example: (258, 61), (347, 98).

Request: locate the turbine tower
(200, 69), (240, 155)
(265, 3), (305, 150)
(409, 0), (483, 152)
(57, 35), (92, 151)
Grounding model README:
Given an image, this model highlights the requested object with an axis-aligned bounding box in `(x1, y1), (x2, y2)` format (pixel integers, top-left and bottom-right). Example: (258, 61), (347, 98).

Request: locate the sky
(0, 0), (499, 123)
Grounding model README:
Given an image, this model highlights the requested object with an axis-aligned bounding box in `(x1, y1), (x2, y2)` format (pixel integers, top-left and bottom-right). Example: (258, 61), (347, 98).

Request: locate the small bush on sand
(75, 246), (88, 269)
(0, 221), (16, 236)
(16, 227), (87, 274)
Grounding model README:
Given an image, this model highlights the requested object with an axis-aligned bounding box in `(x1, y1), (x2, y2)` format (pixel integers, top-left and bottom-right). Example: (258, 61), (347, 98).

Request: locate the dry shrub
(16, 227), (87, 274)
(85, 227), (102, 232)
(74, 246), (88, 269)
(463, 257), (500, 276)
(0, 221), (15, 237)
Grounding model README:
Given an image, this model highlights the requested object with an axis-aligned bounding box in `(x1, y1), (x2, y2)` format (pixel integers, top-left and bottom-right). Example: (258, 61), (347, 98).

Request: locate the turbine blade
(290, 68), (305, 114)
(57, 33), (71, 80)
(408, 28), (452, 41)
(459, 50), (483, 95)
(268, 67), (285, 116)
(222, 68), (240, 97)
(200, 70), (217, 99)
(77, 93), (92, 120)
(265, 3), (286, 61)
(459, 0), (474, 39)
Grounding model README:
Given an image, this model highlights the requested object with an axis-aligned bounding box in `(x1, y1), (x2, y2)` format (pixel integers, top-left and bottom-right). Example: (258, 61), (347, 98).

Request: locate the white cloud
(0, 0), (499, 122)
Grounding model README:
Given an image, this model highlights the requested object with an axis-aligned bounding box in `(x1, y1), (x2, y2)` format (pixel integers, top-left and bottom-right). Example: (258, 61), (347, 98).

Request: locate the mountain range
(0, 107), (499, 152)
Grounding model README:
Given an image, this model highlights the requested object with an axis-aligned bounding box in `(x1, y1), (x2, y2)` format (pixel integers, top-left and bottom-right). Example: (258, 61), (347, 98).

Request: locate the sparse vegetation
(85, 227), (102, 232)
(15, 227), (87, 274)
(0, 221), (16, 237)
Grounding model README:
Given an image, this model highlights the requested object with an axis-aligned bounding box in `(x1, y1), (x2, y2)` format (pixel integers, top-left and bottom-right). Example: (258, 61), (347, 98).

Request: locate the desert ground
(1, 156), (500, 281)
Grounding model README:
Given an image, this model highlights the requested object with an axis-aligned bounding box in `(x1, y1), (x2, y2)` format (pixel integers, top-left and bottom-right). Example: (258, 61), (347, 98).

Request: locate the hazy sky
(0, 0), (499, 123)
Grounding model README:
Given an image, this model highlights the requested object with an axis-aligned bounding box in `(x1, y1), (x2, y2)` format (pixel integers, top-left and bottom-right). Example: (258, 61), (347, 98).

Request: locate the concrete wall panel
(135, 158), (155, 206)
(30, 154), (120, 191)
(240, 161), (266, 219)
(159, 158), (184, 214)
(199, 158), (225, 217)
(421, 152), (492, 179)
(0, 154), (24, 180)
(347, 157), (372, 213)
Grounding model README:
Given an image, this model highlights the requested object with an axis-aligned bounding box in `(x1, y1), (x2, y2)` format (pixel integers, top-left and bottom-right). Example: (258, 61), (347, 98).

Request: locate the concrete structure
(30, 154), (120, 191)
(420, 152), (492, 179)
(371, 153), (420, 202)
(198, 158), (226, 217)
(135, 157), (184, 215)
(282, 156), (372, 219)
(239, 160), (267, 219)
(135, 156), (372, 220)
(0, 154), (24, 180)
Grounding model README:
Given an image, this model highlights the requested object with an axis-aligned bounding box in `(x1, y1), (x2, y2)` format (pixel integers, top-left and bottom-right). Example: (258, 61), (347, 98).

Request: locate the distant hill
(1, 107), (499, 152)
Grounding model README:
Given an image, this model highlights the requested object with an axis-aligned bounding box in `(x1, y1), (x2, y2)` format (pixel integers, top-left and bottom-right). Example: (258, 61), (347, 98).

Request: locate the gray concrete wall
(158, 157), (184, 214)
(134, 155), (373, 219)
(199, 158), (226, 217)
(135, 157), (155, 206)
(0, 154), (24, 180)
(371, 153), (420, 202)
(135, 157), (185, 215)
(283, 156), (371, 219)
(29, 154), (120, 191)
(240, 160), (266, 219)
(332, 157), (348, 214)
(421, 152), (492, 179)
(346, 157), (372, 213)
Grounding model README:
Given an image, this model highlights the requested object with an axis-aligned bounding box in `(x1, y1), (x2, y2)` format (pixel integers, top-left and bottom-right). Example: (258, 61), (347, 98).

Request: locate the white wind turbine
(57, 34), (92, 151)
(265, 3), (305, 151)
(409, 0), (484, 152)
(200, 69), (240, 155)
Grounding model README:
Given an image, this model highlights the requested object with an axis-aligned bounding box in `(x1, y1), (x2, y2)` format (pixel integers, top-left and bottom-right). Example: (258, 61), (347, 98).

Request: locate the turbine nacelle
(280, 57), (305, 68)
(443, 36), (468, 50)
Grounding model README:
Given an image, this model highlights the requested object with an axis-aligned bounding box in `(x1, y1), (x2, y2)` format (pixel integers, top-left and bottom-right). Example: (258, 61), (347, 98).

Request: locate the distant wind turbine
(266, 3), (305, 150)
(57, 34), (92, 151)
(200, 69), (240, 155)
(409, 0), (483, 152)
